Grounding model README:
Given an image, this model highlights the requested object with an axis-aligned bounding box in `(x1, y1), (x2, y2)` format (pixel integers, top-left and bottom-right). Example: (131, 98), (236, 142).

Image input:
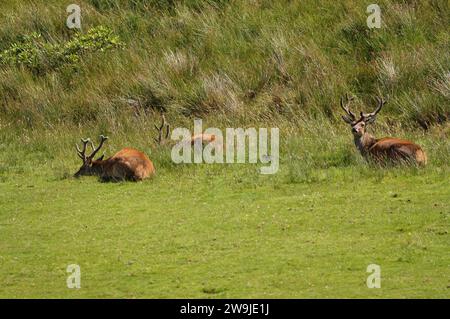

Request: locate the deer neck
(91, 159), (108, 175)
(354, 132), (377, 157)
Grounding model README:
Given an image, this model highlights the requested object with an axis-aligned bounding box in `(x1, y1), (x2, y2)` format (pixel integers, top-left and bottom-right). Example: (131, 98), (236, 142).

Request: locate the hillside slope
(0, 0), (448, 131)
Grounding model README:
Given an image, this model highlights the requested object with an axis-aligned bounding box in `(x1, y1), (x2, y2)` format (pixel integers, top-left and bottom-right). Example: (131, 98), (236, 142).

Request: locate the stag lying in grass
(190, 133), (216, 145)
(153, 114), (216, 146)
(340, 94), (427, 166)
(74, 135), (155, 181)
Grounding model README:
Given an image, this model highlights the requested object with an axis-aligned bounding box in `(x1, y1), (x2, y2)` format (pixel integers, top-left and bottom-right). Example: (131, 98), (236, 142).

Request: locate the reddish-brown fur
(363, 137), (427, 166)
(90, 148), (155, 181)
(190, 134), (216, 145)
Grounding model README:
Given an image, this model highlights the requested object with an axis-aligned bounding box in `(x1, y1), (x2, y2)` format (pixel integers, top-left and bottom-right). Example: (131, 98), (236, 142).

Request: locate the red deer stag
(74, 135), (155, 181)
(340, 94), (427, 166)
(190, 133), (216, 145)
(153, 114), (216, 146)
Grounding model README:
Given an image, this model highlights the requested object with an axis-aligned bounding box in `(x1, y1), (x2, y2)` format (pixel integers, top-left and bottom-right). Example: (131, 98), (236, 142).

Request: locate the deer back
(190, 133), (216, 145)
(369, 138), (427, 165)
(101, 148), (155, 181)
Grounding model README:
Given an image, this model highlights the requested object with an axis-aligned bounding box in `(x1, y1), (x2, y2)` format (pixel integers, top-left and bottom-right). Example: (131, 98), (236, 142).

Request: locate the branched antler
(76, 138), (90, 161)
(154, 114), (170, 145)
(88, 135), (108, 160)
(361, 96), (387, 122)
(340, 93), (356, 123)
(75, 135), (108, 163)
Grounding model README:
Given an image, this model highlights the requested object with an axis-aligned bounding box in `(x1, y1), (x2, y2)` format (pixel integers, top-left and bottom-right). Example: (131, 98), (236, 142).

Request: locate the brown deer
(190, 133), (216, 145)
(74, 135), (155, 181)
(153, 114), (216, 146)
(340, 94), (427, 166)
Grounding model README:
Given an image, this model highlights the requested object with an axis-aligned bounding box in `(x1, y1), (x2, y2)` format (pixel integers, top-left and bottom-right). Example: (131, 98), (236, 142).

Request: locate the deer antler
(340, 93), (356, 123)
(361, 96), (387, 123)
(154, 114), (170, 145)
(87, 135), (108, 160)
(76, 138), (90, 161)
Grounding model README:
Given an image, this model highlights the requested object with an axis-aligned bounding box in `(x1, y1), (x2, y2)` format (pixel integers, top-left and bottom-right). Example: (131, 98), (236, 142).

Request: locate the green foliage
(0, 26), (124, 74)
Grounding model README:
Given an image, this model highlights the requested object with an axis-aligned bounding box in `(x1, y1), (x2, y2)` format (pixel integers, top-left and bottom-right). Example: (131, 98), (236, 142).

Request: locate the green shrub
(0, 26), (124, 74)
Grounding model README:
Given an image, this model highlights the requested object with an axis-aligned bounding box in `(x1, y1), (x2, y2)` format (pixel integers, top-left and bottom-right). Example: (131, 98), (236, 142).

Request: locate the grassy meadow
(0, 0), (449, 298)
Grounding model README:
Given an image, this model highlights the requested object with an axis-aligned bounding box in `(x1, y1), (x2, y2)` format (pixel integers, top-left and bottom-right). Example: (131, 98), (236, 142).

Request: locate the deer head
(154, 114), (170, 145)
(74, 135), (108, 177)
(340, 94), (387, 137)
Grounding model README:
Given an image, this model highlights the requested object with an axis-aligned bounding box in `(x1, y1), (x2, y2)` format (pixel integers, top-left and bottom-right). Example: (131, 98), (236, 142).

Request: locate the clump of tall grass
(430, 71), (450, 99)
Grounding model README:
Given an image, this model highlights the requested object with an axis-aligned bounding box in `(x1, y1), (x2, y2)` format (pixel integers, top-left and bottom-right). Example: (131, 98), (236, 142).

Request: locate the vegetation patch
(0, 26), (124, 74)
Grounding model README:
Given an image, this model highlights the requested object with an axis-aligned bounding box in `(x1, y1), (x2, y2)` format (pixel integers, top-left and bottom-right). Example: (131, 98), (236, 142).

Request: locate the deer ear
(97, 154), (105, 161)
(365, 116), (377, 124)
(342, 115), (353, 124)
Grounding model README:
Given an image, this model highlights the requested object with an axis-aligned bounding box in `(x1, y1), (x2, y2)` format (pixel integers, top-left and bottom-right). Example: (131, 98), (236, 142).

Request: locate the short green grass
(0, 134), (449, 298)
